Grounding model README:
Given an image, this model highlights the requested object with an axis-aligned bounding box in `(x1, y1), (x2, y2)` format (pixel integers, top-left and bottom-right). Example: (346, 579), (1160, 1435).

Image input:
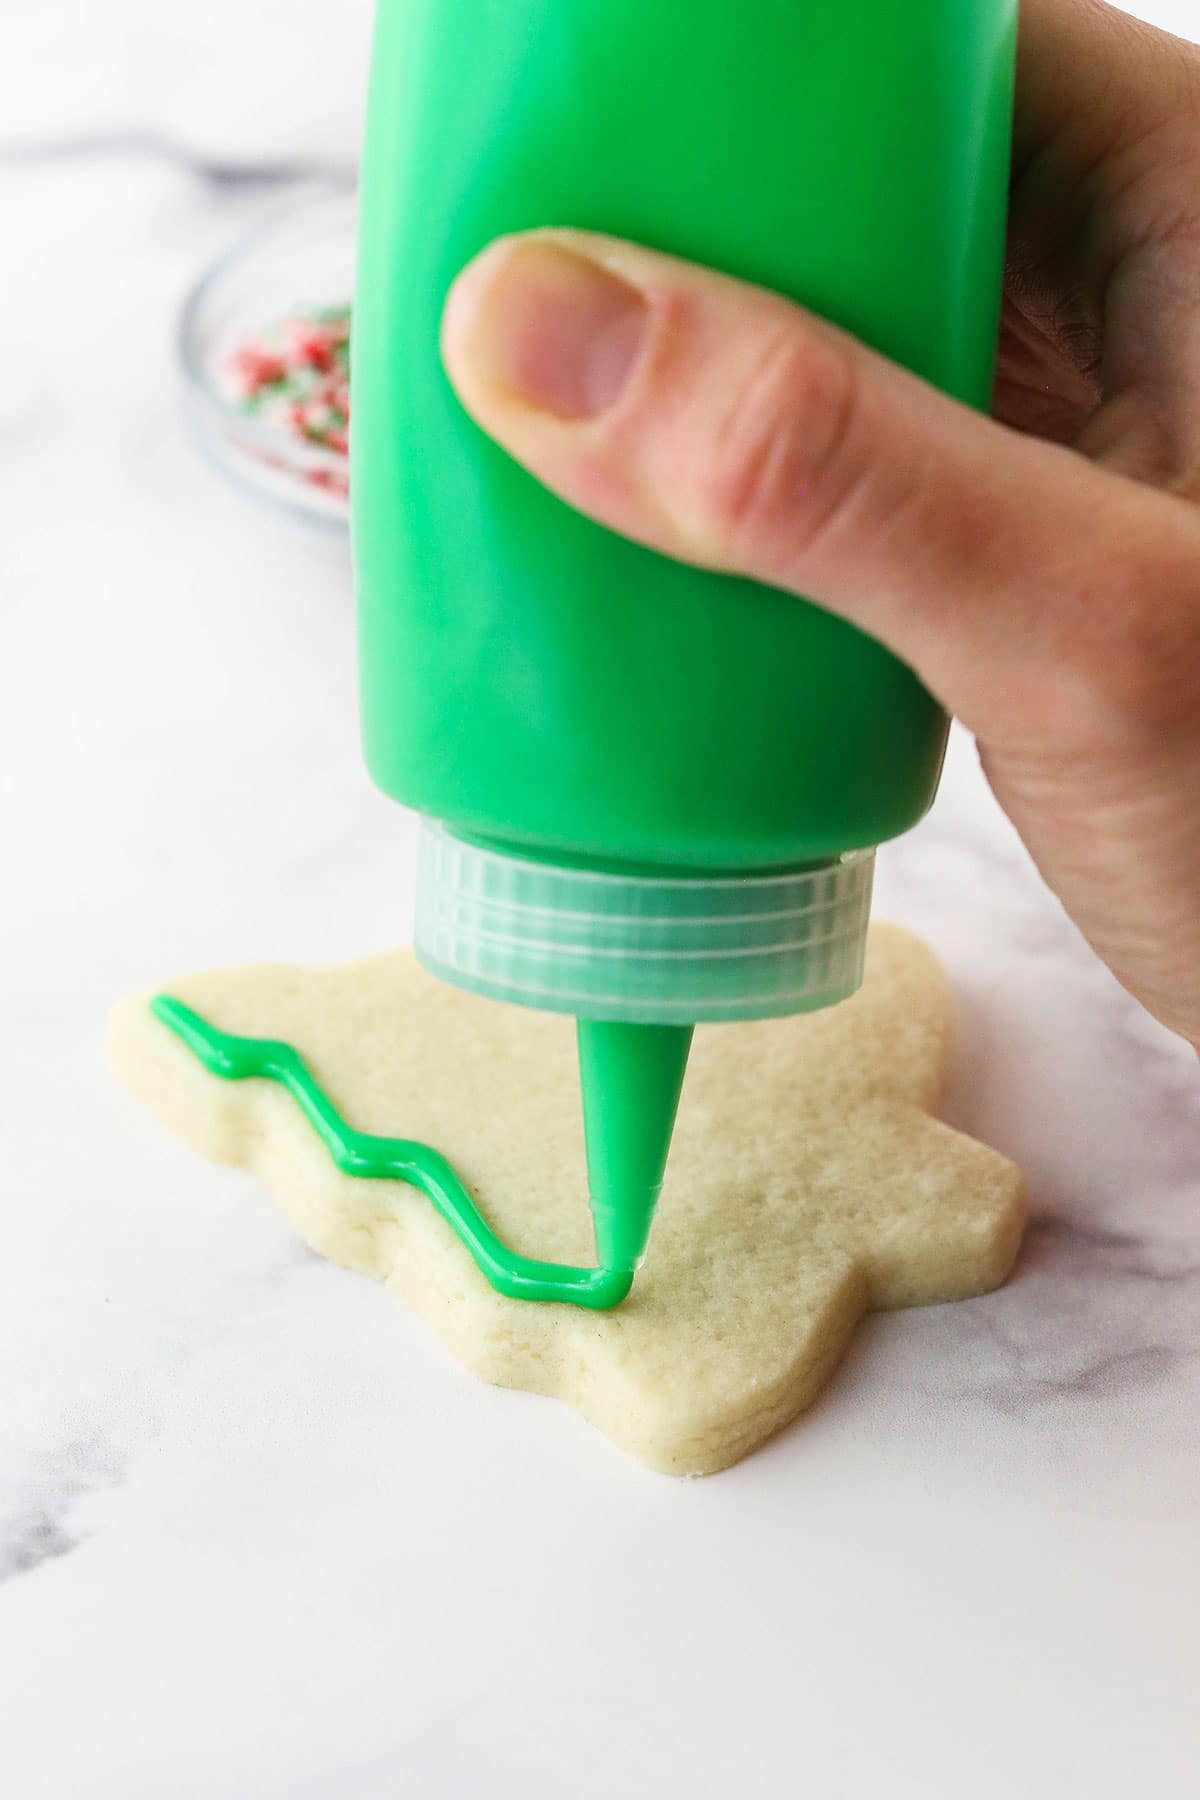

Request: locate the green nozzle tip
(577, 1020), (693, 1274)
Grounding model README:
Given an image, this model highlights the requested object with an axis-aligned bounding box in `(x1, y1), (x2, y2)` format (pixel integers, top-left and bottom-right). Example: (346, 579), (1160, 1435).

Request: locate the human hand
(440, 0), (1200, 1052)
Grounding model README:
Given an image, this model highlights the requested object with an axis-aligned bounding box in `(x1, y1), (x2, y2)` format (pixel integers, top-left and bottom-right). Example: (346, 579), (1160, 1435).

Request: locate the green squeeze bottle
(352, 0), (1018, 1306)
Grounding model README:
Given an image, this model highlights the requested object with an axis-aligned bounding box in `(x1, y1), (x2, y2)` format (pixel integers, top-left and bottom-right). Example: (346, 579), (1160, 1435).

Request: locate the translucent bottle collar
(414, 821), (876, 1025)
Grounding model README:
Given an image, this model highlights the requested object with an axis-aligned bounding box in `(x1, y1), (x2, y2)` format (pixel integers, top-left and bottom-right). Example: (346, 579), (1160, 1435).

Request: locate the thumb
(442, 230), (1197, 753)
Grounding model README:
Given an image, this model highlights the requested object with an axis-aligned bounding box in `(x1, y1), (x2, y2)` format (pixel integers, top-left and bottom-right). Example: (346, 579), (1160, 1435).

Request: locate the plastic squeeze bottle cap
(415, 823), (876, 1274)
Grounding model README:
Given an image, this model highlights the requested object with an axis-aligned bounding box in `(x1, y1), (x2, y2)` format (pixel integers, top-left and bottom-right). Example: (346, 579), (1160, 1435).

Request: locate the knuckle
(686, 326), (863, 572)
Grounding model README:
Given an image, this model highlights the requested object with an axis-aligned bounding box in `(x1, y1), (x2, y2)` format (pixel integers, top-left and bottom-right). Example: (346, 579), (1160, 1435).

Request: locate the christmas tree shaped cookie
(109, 925), (1025, 1475)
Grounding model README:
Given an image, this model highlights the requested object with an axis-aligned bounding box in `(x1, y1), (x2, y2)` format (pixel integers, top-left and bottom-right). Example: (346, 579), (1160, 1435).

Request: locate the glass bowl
(179, 186), (357, 529)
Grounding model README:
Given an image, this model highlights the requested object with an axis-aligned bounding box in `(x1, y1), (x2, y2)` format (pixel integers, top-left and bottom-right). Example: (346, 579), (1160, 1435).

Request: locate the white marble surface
(2, 5), (1198, 1796)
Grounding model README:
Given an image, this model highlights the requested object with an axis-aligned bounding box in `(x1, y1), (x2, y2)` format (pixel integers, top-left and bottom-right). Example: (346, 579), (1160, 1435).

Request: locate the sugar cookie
(108, 926), (1026, 1475)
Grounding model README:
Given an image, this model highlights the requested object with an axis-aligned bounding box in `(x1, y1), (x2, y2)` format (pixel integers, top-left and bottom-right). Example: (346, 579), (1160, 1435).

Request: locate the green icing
(149, 995), (633, 1310)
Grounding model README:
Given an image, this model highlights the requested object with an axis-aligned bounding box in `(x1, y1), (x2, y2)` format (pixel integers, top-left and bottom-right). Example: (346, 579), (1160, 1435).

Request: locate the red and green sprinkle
(227, 304), (351, 494)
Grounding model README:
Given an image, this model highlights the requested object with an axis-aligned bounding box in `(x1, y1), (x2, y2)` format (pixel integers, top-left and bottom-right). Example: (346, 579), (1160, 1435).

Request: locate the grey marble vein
(0, 1436), (126, 1585)
(1036, 1213), (1200, 1284)
(0, 128), (355, 189)
(1, 1511), (76, 1582)
(941, 1213), (1200, 1416)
